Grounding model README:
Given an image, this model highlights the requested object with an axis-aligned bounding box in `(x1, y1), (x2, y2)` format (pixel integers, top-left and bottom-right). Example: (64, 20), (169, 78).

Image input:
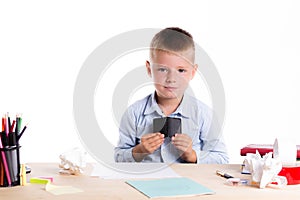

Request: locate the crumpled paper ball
(59, 147), (87, 175)
(244, 151), (286, 188)
(243, 138), (296, 188)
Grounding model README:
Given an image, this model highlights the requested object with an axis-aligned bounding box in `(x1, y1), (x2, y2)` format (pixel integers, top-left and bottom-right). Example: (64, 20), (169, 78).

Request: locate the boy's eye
(178, 69), (187, 73)
(158, 67), (168, 72)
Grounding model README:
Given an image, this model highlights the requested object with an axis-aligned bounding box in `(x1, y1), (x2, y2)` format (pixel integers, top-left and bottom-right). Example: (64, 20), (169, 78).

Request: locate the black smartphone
(153, 117), (181, 138)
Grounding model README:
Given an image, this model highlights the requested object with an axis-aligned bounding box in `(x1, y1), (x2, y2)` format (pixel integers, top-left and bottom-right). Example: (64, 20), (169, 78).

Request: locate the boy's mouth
(164, 86), (178, 90)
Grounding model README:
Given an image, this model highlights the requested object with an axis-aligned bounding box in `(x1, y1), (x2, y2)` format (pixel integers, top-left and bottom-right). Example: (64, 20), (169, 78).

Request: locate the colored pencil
(0, 136), (12, 186)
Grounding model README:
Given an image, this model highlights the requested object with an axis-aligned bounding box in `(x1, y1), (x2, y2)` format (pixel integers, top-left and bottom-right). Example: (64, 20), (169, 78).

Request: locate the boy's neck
(155, 93), (183, 116)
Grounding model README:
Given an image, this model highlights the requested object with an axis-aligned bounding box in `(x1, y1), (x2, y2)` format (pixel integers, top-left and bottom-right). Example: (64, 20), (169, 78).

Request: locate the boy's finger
(172, 140), (187, 147)
(147, 132), (164, 138)
(149, 136), (164, 145)
(143, 133), (158, 139)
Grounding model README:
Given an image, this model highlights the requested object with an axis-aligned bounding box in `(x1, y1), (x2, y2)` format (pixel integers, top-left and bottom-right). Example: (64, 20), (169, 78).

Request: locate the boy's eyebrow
(150, 62), (193, 69)
(174, 64), (195, 69)
(176, 65), (190, 68)
(150, 63), (167, 67)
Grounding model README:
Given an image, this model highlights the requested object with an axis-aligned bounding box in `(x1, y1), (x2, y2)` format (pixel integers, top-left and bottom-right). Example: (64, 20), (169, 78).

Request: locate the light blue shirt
(114, 92), (229, 164)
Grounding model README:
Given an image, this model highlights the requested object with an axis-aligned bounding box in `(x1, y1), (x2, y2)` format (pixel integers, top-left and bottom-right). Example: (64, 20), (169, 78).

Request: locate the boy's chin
(158, 92), (183, 101)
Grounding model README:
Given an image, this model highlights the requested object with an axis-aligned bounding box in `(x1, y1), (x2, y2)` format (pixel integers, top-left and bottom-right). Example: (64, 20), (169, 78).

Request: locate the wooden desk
(1, 163), (299, 199)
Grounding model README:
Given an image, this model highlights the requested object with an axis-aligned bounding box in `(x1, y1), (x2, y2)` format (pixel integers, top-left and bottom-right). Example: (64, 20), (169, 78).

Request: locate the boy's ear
(191, 64), (198, 80)
(146, 60), (152, 77)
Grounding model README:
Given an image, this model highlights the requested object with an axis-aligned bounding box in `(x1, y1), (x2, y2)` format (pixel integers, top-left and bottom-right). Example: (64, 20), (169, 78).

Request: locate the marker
(216, 170), (234, 179)
(15, 114), (22, 136)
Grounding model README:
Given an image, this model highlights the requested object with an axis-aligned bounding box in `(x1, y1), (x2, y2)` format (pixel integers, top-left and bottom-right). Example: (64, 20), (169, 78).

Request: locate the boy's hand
(171, 134), (197, 163)
(132, 133), (164, 162)
(140, 133), (164, 153)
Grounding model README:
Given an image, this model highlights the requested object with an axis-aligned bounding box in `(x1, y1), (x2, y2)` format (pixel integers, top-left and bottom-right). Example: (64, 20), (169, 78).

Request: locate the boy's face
(146, 51), (197, 101)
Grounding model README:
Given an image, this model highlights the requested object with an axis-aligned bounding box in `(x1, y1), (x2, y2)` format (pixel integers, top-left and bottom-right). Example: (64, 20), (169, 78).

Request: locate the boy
(114, 27), (228, 163)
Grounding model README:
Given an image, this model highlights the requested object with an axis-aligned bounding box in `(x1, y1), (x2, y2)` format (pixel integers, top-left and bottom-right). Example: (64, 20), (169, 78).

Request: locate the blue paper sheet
(126, 177), (215, 198)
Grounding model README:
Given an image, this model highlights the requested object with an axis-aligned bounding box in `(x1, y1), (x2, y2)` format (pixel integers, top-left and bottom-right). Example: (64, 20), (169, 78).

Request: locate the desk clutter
(1, 113), (300, 198)
(240, 144), (300, 159)
(0, 113), (27, 187)
(59, 147), (87, 175)
(240, 138), (300, 188)
(1, 162), (300, 199)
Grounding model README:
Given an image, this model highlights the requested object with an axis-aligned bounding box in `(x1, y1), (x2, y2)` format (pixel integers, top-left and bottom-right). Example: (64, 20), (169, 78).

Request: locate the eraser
(226, 178), (249, 186)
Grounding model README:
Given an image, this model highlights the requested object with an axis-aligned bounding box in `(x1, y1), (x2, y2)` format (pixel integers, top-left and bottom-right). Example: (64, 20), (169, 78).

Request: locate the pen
(17, 123), (28, 141)
(216, 170), (234, 179)
(7, 113), (11, 134)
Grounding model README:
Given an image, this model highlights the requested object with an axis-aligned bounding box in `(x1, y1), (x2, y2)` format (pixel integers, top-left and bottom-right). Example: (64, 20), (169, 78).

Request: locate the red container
(278, 166), (300, 185)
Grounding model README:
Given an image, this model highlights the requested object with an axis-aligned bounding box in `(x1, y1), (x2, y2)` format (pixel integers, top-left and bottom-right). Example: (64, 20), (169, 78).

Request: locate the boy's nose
(166, 70), (176, 83)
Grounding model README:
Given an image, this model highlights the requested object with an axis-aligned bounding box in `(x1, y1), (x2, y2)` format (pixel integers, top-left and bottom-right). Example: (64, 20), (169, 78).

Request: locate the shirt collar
(144, 92), (163, 116)
(144, 92), (190, 119)
(174, 94), (190, 119)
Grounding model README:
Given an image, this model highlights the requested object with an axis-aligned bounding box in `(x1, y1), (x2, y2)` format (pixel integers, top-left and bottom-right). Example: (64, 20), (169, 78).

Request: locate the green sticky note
(30, 177), (50, 184)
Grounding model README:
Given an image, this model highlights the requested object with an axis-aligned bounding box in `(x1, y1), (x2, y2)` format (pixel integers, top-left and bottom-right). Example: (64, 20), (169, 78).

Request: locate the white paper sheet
(90, 163), (181, 179)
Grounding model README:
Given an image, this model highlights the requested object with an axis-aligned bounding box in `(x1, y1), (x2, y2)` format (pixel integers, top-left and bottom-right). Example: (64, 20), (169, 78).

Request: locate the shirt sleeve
(114, 107), (137, 162)
(195, 109), (229, 164)
(196, 137), (229, 164)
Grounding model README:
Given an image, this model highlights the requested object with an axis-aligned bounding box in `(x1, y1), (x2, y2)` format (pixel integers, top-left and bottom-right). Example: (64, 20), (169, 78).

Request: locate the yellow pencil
(20, 164), (26, 186)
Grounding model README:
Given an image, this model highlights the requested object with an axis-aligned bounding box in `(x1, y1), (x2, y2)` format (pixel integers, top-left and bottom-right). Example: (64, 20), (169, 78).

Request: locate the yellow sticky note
(29, 176), (83, 195)
(45, 183), (83, 195)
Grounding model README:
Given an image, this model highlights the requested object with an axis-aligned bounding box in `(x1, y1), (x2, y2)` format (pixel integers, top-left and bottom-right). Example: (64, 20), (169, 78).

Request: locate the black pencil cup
(0, 132), (21, 187)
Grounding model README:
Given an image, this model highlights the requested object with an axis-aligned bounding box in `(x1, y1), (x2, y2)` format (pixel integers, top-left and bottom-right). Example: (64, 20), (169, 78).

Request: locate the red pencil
(1, 117), (4, 132)
(10, 120), (16, 133)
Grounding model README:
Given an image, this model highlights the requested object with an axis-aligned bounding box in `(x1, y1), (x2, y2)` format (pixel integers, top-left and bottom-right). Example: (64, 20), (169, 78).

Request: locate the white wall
(1, 0), (299, 164)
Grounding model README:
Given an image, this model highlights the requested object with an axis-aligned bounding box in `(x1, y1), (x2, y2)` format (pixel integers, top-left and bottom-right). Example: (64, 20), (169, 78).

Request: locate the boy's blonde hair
(150, 27), (195, 63)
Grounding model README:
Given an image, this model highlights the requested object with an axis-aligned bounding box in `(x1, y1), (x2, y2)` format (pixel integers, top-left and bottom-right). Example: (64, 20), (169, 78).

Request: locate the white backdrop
(1, 0), (299, 164)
